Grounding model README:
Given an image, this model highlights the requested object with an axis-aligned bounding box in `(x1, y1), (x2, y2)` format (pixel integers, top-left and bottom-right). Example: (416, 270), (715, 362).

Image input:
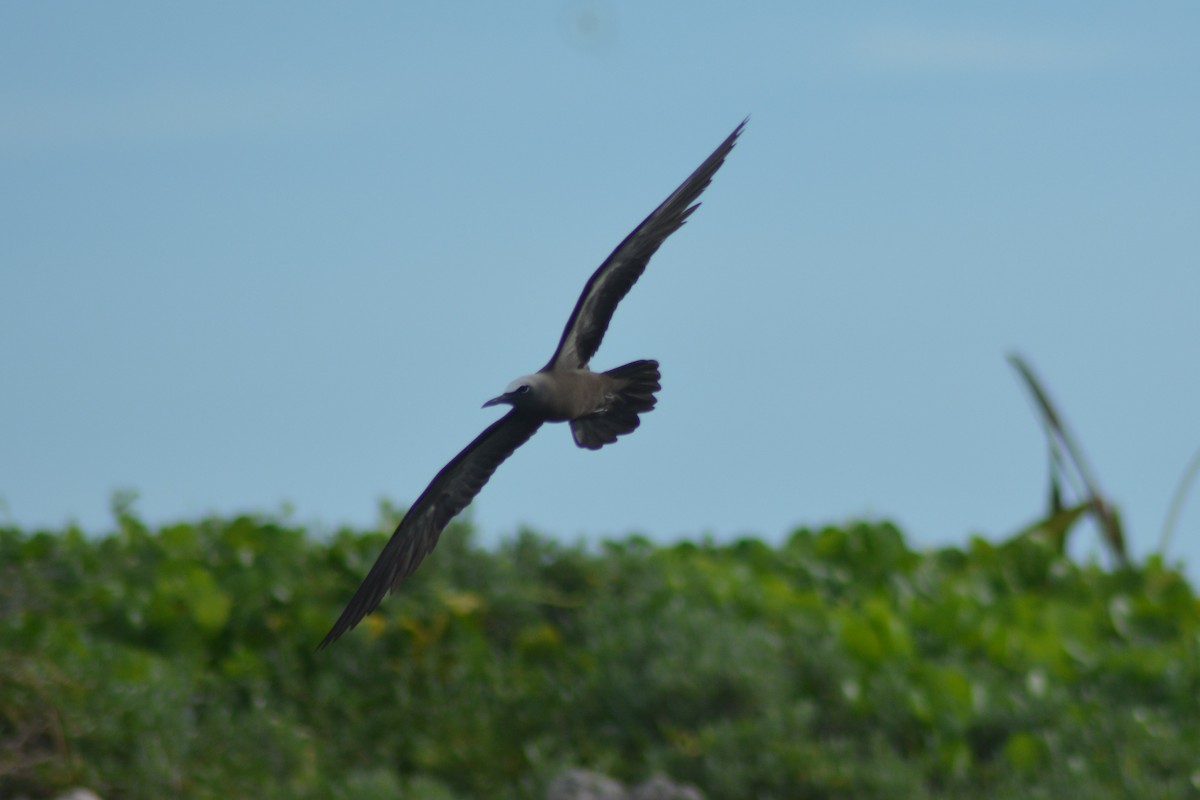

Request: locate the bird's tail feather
(570, 359), (660, 450)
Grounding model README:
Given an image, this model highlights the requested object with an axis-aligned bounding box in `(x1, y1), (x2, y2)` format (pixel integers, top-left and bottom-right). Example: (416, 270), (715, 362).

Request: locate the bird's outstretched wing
(319, 409), (543, 649)
(545, 119), (746, 372)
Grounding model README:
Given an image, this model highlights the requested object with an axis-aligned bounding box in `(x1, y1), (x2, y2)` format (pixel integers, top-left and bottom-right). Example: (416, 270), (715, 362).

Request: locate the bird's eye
(515, 385), (531, 394)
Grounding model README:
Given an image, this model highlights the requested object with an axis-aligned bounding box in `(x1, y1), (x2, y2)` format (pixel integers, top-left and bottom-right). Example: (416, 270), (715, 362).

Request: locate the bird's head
(483, 373), (548, 412)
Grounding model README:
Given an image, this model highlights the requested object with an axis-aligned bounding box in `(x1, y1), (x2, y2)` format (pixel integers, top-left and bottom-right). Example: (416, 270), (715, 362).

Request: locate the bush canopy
(2, 512), (1197, 799)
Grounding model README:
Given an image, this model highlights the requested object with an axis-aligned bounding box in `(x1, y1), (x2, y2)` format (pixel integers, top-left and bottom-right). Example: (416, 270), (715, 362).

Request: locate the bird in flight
(319, 120), (745, 649)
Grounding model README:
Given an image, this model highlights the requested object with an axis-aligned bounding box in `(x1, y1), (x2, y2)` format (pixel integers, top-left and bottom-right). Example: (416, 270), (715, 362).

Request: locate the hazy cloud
(848, 23), (1116, 75)
(0, 78), (370, 154)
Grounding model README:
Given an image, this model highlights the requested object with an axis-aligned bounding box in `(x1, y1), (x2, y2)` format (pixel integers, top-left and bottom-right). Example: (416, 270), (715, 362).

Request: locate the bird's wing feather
(546, 119), (745, 372)
(318, 409), (543, 649)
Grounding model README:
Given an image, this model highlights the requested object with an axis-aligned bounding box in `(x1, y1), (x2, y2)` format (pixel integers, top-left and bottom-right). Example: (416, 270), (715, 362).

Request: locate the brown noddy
(319, 120), (744, 648)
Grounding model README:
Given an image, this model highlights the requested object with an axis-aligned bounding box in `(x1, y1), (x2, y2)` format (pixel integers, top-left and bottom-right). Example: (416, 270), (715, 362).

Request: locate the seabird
(319, 120), (745, 648)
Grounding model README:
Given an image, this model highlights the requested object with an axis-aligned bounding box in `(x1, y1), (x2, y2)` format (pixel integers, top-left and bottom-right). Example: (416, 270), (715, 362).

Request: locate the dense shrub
(1, 514), (1197, 799)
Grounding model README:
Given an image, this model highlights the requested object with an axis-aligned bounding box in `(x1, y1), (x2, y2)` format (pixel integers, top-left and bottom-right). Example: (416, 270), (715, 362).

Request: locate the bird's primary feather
(318, 410), (542, 649)
(546, 119), (746, 372)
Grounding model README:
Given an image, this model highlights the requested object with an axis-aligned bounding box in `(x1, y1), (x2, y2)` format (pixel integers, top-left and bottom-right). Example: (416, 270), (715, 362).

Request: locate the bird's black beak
(482, 394), (507, 409)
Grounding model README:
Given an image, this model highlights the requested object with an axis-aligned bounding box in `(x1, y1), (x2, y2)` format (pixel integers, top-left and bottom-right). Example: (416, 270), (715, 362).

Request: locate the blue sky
(3, 3), (1198, 575)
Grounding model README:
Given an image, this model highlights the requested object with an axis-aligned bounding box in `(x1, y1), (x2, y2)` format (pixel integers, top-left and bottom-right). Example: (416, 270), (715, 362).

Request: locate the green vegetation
(2, 510), (1198, 799)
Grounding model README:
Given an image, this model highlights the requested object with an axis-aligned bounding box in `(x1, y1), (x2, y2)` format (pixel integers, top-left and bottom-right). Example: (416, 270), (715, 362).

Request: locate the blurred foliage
(2, 512), (1199, 799)
(1008, 353), (1128, 566)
